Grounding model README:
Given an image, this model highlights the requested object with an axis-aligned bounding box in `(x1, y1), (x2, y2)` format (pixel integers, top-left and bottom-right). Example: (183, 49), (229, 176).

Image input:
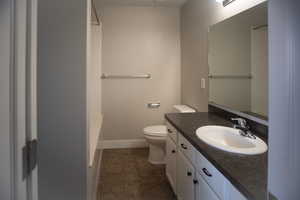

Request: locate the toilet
(143, 105), (196, 164)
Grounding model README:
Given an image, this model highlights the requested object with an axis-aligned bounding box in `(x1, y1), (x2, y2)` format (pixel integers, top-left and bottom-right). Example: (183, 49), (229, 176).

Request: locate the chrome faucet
(231, 118), (256, 139)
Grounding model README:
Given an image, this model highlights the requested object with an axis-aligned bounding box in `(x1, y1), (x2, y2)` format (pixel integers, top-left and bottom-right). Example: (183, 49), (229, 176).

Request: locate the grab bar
(101, 73), (151, 79)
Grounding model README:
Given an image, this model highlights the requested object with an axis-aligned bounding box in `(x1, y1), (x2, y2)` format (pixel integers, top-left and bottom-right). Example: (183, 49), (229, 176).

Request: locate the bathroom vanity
(165, 112), (267, 200)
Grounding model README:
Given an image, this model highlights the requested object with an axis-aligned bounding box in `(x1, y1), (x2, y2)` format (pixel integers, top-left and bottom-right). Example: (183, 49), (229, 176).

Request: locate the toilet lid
(143, 125), (167, 137)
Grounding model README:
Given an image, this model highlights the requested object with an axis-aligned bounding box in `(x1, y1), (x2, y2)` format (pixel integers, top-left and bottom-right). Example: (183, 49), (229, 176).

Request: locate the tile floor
(98, 148), (176, 200)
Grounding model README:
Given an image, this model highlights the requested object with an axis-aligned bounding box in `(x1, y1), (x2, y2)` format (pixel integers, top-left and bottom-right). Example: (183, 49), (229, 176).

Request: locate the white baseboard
(97, 139), (148, 149)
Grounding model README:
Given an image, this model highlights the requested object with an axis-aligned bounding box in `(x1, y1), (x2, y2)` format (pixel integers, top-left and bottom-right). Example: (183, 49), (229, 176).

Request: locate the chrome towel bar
(208, 75), (252, 79)
(101, 73), (151, 79)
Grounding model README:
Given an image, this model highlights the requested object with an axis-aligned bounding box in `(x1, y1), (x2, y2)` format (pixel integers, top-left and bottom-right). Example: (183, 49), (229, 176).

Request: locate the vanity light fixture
(216, 0), (236, 7)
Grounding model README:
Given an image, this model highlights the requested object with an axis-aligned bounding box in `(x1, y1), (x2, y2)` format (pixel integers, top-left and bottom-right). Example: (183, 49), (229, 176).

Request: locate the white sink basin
(196, 126), (267, 155)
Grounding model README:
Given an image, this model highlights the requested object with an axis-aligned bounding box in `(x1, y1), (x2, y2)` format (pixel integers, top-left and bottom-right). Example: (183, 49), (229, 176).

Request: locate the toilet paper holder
(147, 102), (160, 109)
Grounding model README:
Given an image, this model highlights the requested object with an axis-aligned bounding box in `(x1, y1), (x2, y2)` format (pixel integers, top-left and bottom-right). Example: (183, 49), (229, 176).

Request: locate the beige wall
(101, 6), (181, 140)
(180, 0), (267, 111)
(88, 24), (103, 165)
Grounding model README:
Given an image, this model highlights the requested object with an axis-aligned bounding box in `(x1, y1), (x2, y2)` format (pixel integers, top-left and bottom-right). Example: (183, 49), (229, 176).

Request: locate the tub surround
(165, 112), (267, 200)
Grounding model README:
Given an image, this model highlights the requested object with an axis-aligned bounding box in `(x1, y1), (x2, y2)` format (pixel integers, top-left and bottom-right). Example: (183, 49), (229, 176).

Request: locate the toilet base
(148, 143), (166, 165)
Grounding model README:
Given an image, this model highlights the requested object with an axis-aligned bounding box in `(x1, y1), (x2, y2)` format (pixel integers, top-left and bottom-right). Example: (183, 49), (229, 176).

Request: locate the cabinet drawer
(166, 121), (177, 143)
(195, 172), (220, 200)
(178, 133), (196, 164)
(196, 151), (226, 199)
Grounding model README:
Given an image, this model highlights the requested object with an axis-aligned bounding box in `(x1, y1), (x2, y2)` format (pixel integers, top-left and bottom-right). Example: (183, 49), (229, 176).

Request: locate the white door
(0, 0), (38, 199)
(195, 173), (220, 200)
(177, 151), (195, 200)
(0, 1), (16, 199)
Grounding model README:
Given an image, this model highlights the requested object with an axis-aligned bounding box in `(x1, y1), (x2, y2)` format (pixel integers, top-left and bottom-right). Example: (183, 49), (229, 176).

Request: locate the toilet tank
(172, 105), (196, 113)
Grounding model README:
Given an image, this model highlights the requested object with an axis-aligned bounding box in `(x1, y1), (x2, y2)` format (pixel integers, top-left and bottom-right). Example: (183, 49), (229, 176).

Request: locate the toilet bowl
(143, 105), (196, 165)
(143, 125), (167, 164)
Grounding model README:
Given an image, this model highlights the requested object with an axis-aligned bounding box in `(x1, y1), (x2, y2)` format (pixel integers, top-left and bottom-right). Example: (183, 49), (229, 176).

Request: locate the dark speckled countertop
(165, 112), (268, 200)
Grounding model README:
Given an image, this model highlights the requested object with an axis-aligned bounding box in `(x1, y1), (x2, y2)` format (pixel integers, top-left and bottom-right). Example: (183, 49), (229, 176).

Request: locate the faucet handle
(231, 118), (247, 127)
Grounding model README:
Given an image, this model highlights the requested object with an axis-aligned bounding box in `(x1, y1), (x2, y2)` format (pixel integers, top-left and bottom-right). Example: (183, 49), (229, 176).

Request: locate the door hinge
(22, 139), (38, 180)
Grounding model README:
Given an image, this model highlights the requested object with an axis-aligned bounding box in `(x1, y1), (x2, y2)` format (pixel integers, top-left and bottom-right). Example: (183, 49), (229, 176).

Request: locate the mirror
(208, 2), (268, 121)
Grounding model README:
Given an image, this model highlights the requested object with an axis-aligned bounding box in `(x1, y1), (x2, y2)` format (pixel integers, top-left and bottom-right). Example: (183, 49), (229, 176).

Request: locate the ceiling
(96, 0), (187, 7)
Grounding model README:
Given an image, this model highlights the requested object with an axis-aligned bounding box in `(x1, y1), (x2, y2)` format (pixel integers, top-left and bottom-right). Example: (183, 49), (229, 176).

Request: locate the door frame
(268, 0), (300, 199)
(7, 0), (38, 199)
(25, 0), (38, 199)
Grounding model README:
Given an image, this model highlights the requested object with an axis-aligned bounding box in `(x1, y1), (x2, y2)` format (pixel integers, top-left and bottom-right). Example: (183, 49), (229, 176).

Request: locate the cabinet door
(166, 121), (177, 143)
(196, 151), (225, 199)
(177, 151), (195, 200)
(166, 136), (177, 193)
(178, 133), (196, 163)
(195, 173), (220, 200)
(225, 179), (247, 200)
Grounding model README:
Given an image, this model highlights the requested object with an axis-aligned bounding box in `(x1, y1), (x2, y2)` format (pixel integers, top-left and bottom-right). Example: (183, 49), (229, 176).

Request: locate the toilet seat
(143, 125), (167, 137)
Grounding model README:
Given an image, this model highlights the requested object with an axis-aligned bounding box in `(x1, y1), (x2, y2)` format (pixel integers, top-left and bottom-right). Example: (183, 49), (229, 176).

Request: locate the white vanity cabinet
(195, 151), (247, 200)
(195, 150), (226, 199)
(177, 151), (196, 200)
(166, 136), (177, 193)
(178, 133), (196, 163)
(195, 172), (220, 200)
(166, 121), (177, 143)
(225, 179), (247, 200)
(165, 122), (247, 200)
(165, 121), (178, 194)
